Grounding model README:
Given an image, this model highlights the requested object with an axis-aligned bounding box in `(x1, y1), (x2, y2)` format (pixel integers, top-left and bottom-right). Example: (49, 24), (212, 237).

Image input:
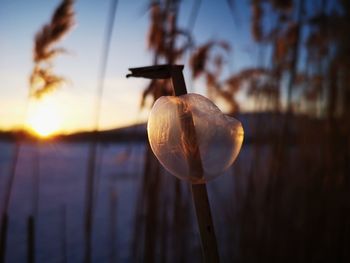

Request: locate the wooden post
(171, 67), (220, 263)
(127, 65), (220, 262)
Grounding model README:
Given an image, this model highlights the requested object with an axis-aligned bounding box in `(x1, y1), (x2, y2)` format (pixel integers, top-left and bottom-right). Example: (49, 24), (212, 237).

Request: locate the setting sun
(26, 98), (62, 138)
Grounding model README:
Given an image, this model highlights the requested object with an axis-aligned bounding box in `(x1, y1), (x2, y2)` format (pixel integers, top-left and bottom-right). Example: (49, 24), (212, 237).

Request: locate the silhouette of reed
(0, 1), (75, 262)
(130, 2), (196, 262)
(83, 0), (118, 262)
(131, 0), (350, 262)
(1, 0), (349, 262)
(30, 0), (75, 98)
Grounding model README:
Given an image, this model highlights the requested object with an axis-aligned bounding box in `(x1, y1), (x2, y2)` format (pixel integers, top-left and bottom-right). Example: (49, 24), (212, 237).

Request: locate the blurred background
(0, 0), (349, 262)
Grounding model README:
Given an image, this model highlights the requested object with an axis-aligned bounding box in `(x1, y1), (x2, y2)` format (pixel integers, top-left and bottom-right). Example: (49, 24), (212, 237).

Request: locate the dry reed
(30, 0), (75, 98)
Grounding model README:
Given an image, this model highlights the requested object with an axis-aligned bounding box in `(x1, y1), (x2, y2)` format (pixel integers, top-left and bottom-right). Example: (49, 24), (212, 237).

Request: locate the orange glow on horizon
(26, 98), (62, 138)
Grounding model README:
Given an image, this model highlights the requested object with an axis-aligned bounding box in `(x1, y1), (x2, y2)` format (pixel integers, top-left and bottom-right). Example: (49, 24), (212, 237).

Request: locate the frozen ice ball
(147, 93), (244, 184)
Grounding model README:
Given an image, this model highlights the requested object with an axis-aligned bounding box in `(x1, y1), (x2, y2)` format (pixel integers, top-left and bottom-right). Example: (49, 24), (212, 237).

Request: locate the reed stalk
(61, 205), (67, 263)
(26, 140), (40, 263)
(171, 68), (220, 263)
(109, 189), (117, 263)
(127, 64), (220, 262)
(83, 0), (118, 262)
(0, 213), (8, 263)
(27, 216), (35, 263)
(1, 141), (20, 216)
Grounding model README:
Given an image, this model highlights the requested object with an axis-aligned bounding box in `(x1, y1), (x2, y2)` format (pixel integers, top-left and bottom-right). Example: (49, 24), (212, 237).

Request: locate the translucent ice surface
(147, 93), (244, 184)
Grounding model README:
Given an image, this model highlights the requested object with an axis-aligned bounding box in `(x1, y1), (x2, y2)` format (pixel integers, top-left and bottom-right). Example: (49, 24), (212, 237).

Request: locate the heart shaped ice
(147, 93), (244, 184)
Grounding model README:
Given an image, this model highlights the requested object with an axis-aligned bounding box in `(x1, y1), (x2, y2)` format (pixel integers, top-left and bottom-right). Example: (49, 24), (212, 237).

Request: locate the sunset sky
(0, 0), (257, 134)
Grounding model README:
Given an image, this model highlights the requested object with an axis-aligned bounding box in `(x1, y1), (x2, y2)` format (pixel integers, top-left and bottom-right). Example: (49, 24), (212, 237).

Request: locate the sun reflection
(26, 98), (62, 138)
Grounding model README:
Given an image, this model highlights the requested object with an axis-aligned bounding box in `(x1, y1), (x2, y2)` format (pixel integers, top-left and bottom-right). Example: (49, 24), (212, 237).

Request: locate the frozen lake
(0, 141), (148, 262)
(0, 140), (257, 262)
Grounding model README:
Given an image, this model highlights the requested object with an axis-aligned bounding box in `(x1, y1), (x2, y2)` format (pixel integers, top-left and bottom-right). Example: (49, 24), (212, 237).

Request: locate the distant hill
(0, 112), (323, 144)
(57, 123), (148, 143)
(0, 123), (147, 143)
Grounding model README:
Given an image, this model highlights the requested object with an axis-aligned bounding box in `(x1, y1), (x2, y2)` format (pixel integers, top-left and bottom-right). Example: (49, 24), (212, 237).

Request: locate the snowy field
(0, 140), (259, 262)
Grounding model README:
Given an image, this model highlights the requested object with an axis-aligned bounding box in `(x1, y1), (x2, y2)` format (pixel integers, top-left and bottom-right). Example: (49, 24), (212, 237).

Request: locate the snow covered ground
(0, 139), (257, 262)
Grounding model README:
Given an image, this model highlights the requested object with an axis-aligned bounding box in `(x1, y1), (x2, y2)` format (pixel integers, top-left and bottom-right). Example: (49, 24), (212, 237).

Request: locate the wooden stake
(127, 65), (220, 262)
(171, 67), (220, 263)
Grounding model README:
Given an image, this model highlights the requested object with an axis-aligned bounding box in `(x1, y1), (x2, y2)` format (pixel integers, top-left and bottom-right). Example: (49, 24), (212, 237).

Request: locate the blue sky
(0, 0), (257, 133)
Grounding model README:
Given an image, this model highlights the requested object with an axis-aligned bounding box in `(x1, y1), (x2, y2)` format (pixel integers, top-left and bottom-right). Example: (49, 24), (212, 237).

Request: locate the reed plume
(30, 0), (75, 98)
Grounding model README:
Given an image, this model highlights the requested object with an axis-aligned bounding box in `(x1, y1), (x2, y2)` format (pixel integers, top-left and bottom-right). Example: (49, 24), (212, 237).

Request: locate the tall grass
(0, 1), (75, 262)
(83, 0), (118, 262)
(1, 0), (349, 262)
